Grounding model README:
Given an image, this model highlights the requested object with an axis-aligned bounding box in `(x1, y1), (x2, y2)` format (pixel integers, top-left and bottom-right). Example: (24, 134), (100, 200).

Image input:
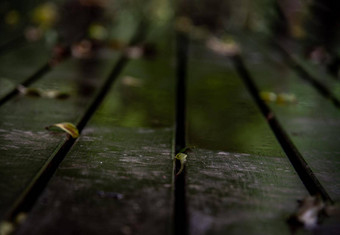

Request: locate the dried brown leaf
(46, 122), (79, 138)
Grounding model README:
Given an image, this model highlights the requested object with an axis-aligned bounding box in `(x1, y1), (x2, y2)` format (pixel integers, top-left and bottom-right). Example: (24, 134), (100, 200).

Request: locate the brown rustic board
(185, 42), (309, 234)
(239, 43), (340, 202)
(16, 25), (176, 234)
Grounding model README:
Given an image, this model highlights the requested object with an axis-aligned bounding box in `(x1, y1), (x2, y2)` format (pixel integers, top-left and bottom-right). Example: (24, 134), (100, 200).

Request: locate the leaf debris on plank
(46, 122), (79, 138)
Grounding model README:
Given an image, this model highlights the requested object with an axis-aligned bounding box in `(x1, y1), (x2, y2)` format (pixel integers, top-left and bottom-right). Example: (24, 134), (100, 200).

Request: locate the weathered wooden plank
(19, 128), (174, 235)
(291, 49), (340, 102)
(236, 32), (340, 107)
(185, 43), (308, 234)
(0, 41), (51, 100)
(240, 42), (340, 202)
(16, 25), (176, 234)
(0, 55), (119, 219)
(274, 44), (340, 109)
(0, 6), (148, 225)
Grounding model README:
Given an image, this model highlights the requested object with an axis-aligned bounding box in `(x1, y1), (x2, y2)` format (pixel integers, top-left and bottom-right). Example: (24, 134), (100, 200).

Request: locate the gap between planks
(273, 43), (340, 109)
(231, 54), (333, 204)
(0, 26), (93, 107)
(3, 22), (147, 225)
(173, 31), (189, 235)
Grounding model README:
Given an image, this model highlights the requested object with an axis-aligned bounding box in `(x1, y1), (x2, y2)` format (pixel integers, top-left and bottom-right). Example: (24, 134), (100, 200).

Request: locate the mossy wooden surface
(185, 43), (309, 234)
(240, 42), (340, 201)
(0, 41), (51, 99)
(0, 52), (121, 218)
(16, 28), (176, 234)
(1, 1), (340, 234)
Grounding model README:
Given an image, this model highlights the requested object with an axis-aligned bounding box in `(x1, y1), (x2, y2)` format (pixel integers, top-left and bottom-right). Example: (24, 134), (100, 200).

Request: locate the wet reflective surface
(0, 0), (339, 234)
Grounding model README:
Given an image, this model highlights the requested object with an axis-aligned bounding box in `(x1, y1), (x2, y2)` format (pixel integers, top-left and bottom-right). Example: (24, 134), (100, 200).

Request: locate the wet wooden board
(291, 52), (340, 102)
(16, 26), (176, 234)
(0, 55), (121, 219)
(236, 32), (340, 106)
(0, 41), (51, 100)
(185, 43), (308, 234)
(240, 44), (340, 202)
(0, 6), (142, 223)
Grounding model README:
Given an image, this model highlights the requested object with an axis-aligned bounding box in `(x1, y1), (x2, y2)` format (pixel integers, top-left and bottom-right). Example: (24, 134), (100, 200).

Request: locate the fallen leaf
(175, 152), (187, 176)
(44, 90), (70, 99)
(260, 91), (277, 102)
(260, 91), (297, 104)
(121, 76), (143, 87)
(206, 36), (240, 56)
(287, 195), (325, 228)
(17, 85), (42, 97)
(46, 122), (79, 138)
(17, 85), (70, 99)
(276, 93), (297, 104)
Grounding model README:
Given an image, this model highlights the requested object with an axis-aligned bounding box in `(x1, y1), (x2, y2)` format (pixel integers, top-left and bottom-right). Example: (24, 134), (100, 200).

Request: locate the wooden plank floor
(235, 37), (340, 201)
(186, 42), (308, 234)
(16, 25), (176, 235)
(0, 1), (340, 235)
(0, 41), (51, 101)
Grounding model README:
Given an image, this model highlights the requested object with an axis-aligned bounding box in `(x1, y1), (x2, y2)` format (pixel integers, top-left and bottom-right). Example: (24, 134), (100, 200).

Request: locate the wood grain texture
(16, 29), (176, 234)
(241, 44), (340, 201)
(186, 43), (308, 234)
(0, 41), (51, 99)
(0, 54), (120, 218)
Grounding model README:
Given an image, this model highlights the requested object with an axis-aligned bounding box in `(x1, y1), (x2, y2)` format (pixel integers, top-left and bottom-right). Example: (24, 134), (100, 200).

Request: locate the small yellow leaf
(260, 91), (297, 104)
(175, 153), (187, 176)
(46, 122), (79, 138)
(276, 93), (297, 104)
(260, 91), (277, 102)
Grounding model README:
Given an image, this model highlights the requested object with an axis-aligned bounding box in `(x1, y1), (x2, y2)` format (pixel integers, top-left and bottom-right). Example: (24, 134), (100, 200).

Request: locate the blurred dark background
(1, 0), (339, 72)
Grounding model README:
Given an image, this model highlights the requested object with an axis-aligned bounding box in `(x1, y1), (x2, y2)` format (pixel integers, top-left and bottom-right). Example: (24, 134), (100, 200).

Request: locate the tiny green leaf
(46, 122), (79, 138)
(260, 91), (277, 102)
(175, 153), (187, 176)
(260, 91), (297, 104)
